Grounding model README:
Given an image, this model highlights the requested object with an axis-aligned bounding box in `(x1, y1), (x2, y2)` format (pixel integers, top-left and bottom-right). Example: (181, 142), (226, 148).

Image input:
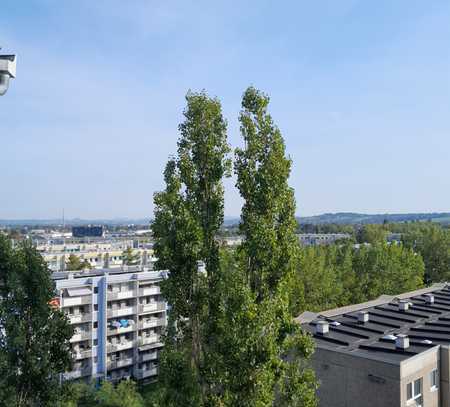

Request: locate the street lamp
(0, 54), (17, 96)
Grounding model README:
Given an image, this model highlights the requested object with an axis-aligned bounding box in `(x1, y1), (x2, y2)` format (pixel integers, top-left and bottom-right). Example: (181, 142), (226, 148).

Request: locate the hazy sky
(1, 0), (449, 219)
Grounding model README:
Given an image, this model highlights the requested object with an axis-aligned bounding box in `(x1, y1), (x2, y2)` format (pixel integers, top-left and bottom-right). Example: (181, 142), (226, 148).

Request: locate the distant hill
(297, 212), (450, 225)
(0, 218), (151, 227)
(1, 212), (449, 227)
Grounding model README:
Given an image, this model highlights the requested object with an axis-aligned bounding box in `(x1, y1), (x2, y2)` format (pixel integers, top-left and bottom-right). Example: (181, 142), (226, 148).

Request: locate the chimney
(315, 320), (329, 335)
(399, 300), (410, 311)
(395, 334), (410, 350)
(425, 294), (435, 304)
(358, 311), (369, 324)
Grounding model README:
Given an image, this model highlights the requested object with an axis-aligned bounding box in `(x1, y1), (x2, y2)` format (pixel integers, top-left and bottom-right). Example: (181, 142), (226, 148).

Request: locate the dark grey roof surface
(302, 286), (450, 363)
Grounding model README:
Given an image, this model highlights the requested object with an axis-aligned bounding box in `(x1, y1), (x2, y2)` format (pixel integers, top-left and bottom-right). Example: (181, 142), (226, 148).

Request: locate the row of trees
(150, 88), (317, 406)
(290, 242), (425, 315)
(298, 222), (449, 287)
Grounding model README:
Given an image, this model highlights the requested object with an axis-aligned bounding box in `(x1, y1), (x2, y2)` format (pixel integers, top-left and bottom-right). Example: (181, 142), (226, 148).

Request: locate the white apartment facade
(53, 266), (167, 383)
(40, 240), (153, 271)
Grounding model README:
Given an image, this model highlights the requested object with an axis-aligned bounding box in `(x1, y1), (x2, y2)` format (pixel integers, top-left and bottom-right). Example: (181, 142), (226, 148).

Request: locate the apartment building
(297, 233), (351, 246)
(52, 266), (167, 383)
(298, 283), (450, 407)
(39, 240), (152, 271)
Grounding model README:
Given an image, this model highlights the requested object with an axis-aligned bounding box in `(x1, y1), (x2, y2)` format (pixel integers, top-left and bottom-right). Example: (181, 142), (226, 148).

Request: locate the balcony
(107, 340), (135, 353)
(68, 313), (92, 324)
(107, 306), (136, 318)
(73, 349), (92, 360)
(139, 335), (160, 346)
(70, 331), (91, 343)
(108, 290), (137, 301)
(139, 318), (165, 330)
(107, 325), (135, 336)
(139, 286), (160, 296)
(108, 373), (132, 383)
(135, 367), (158, 380)
(62, 295), (92, 307)
(64, 365), (92, 380)
(139, 351), (158, 363)
(107, 357), (134, 370)
(138, 302), (165, 314)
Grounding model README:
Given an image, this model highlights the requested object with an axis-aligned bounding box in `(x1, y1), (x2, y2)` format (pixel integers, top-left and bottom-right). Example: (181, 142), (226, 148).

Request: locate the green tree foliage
(233, 87), (317, 406)
(122, 247), (140, 266)
(60, 380), (144, 407)
(402, 223), (450, 284)
(293, 242), (425, 313)
(152, 90), (231, 405)
(0, 236), (73, 406)
(356, 224), (388, 244)
(66, 254), (91, 271)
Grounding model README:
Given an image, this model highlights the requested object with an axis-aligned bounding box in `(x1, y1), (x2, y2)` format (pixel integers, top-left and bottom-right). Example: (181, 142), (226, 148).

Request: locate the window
(430, 369), (438, 390)
(407, 378), (422, 403)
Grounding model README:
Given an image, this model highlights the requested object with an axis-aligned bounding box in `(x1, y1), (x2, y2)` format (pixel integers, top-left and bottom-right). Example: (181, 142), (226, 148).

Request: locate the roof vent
(315, 320), (329, 335)
(358, 311), (369, 324)
(382, 334), (397, 341)
(395, 334), (410, 350)
(399, 300), (410, 311)
(425, 294), (435, 304)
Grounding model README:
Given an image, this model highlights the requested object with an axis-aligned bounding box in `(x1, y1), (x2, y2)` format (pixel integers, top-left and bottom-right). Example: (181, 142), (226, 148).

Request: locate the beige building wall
(313, 348), (401, 407)
(399, 347), (439, 407)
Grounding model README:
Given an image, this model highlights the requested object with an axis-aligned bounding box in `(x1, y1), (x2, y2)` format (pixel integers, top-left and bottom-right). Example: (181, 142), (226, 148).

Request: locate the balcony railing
(107, 325), (135, 336)
(108, 290), (137, 300)
(139, 335), (160, 346)
(139, 286), (160, 296)
(107, 357), (134, 370)
(68, 313), (92, 324)
(62, 296), (92, 307)
(138, 302), (165, 314)
(135, 367), (158, 379)
(73, 349), (92, 360)
(63, 365), (92, 380)
(139, 351), (158, 363)
(70, 331), (91, 343)
(107, 306), (137, 318)
(107, 340), (135, 353)
(139, 318), (165, 330)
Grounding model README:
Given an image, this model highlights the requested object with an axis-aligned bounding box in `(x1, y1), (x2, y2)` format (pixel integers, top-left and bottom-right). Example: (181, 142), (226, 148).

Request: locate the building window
(430, 369), (438, 390)
(407, 378), (422, 403)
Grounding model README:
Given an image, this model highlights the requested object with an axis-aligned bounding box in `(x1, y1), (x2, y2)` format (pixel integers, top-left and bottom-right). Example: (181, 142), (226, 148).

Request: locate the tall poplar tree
(0, 236), (73, 406)
(152, 90), (231, 406)
(234, 86), (317, 406)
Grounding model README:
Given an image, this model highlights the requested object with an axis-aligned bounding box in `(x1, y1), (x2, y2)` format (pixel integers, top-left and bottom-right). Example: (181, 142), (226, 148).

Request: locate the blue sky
(1, 0), (449, 219)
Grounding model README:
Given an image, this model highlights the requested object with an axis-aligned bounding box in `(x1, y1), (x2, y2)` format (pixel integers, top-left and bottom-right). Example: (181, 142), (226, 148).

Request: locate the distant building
(53, 266), (167, 383)
(298, 233), (351, 246)
(72, 225), (105, 238)
(37, 240), (154, 271)
(298, 284), (450, 407)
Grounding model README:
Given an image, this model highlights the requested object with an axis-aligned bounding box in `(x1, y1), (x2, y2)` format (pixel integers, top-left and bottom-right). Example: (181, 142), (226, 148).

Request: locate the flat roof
(300, 284), (450, 364)
(52, 266), (166, 281)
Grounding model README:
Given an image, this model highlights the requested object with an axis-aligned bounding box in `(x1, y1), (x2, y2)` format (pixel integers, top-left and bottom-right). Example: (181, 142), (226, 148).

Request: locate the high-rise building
(53, 266), (167, 383)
